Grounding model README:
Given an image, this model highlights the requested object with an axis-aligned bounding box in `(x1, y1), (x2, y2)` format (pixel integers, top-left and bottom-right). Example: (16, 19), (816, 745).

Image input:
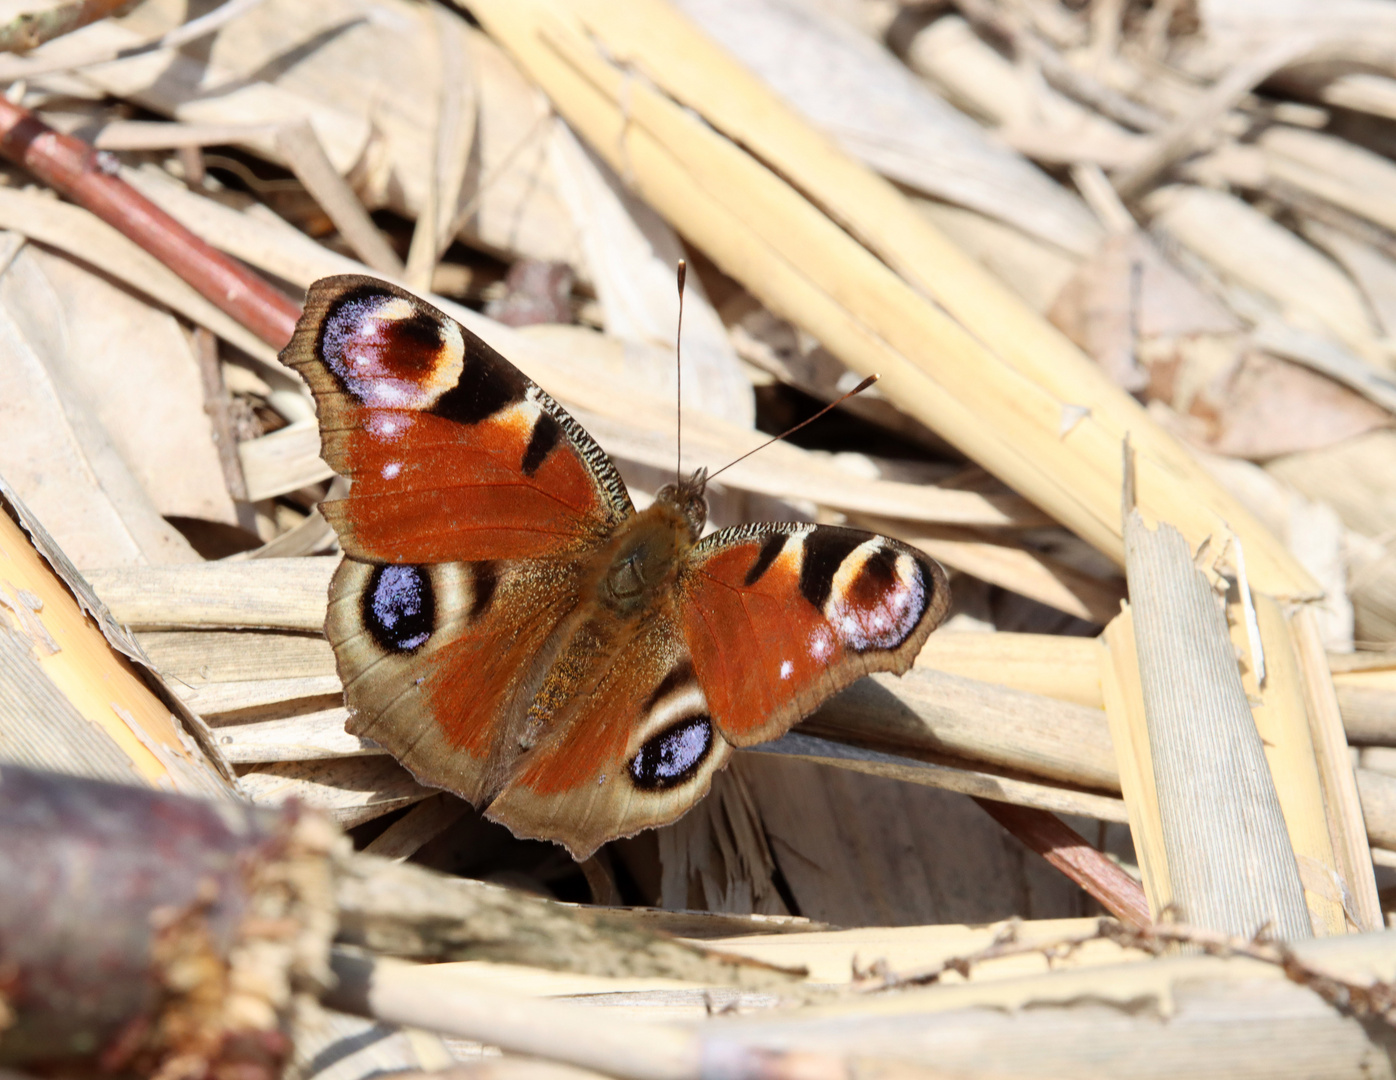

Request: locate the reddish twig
(974, 797), (1152, 928)
(0, 97), (300, 348)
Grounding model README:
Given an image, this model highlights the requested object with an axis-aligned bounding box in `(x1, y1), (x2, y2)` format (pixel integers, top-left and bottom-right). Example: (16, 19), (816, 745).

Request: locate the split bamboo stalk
(0, 479), (232, 796)
(1123, 501), (1310, 938)
(1230, 595), (1346, 935)
(465, 0), (1316, 600)
(1291, 608), (1383, 931)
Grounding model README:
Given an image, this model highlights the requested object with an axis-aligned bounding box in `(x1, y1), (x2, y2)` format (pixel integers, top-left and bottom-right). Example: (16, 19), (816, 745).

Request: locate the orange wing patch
(681, 526), (949, 747)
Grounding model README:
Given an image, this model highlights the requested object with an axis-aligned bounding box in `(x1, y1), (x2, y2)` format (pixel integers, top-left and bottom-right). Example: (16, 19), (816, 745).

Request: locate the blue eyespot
(629, 715), (713, 790)
(364, 564), (434, 652)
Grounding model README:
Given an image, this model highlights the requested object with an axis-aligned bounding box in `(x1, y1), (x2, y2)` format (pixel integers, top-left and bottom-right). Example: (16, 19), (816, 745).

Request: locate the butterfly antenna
(675, 259), (686, 487)
(707, 374), (880, 483)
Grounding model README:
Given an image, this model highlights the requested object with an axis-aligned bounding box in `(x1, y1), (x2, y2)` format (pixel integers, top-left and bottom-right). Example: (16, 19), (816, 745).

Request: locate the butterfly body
(286, 276), (949, 858)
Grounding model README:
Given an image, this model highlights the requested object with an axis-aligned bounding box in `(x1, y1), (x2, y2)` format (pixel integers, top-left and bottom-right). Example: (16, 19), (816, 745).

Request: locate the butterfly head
(654, 467), (708, 543)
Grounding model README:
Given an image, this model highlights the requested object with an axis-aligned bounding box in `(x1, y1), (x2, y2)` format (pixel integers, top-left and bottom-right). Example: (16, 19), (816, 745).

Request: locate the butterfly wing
(484, 607), (733, 859)
(283, 275), (632, 563)
(680, 524), (951, 745)
(483, 524), (949, 859)
(285, 277), (633, 803)
(328, 555), (589, 804)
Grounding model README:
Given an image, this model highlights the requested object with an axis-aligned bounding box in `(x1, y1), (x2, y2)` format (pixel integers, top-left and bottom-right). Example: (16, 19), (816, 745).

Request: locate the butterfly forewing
(283, 275), (632, 564)
(680, 524), (950, 746)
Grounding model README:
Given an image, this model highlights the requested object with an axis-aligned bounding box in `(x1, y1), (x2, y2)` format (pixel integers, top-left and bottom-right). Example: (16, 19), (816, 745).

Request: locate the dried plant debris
(4, 0), (1396, 1071)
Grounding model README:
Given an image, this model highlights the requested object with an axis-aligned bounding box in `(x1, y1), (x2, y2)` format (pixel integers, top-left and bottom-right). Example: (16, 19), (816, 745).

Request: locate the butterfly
(284, 275), (951, 859)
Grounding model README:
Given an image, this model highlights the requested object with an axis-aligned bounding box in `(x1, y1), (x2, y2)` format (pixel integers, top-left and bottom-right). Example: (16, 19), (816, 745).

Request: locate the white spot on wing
(382, 461), (402, 479)
(779, 659), (794, 680)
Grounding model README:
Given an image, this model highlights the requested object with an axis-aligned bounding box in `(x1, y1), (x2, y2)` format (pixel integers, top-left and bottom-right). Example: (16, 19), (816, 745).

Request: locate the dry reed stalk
(1292, 608), (1384, 932)
(465, 0), (1316, 601)
(1230, 595), (1347, 934)
(335, 852), (805, 985)
(1357, 768), (1396, 851)
(703, 916), (1147, 985)
(237, 757), (430, 828)
(1334, 682), (1396, 745)
(326, 953), (674, 1080)
(0, 98), (300, 347)
(320, 926), (1396, 1079)
(1099, 608), (1173, 921)
(84, 558), (336, 631)
(1123, 497), (1310, 938)
(751, 732), (1128, 824)
(915, 631), (1104, 709)
(921, 629), (1396, 750)
(809, 668), (1119, 791)
(754, 925), (1396, 1078)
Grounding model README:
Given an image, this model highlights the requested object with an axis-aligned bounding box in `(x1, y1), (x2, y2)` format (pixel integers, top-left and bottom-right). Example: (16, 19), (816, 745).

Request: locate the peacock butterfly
(283, 275), (950, 859)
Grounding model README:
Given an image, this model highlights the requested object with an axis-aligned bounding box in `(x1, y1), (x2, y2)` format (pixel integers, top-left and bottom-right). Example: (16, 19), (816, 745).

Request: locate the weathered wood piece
(0, 764), (337, 1078)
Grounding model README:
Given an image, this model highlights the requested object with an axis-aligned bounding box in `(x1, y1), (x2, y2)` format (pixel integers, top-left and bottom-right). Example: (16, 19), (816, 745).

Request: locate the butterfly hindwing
(328, 554), (588, 804)
(484, 607), (733, 859)
(679, 524), (950, 745)
(283, 275), (632, 563)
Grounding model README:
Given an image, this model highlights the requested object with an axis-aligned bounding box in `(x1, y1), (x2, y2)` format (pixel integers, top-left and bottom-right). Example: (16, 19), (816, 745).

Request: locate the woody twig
(975, 797), (1152, 928)
(0, 96), (300, 347)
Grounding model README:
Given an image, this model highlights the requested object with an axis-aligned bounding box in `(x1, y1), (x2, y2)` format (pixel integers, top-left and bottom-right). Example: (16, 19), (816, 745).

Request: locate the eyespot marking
(644, 661), (695, 712)
(320, 288), (464, 410)
(827, 543), (929, 651)
(629, 714), (713, 790)
(364, 564), (435, 652)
